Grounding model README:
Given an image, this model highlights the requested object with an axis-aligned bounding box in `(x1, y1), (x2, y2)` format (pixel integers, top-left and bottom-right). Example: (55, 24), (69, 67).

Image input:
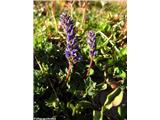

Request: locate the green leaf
(118, 47), (127, 58)
(93, 110), (101, 120)
(67, 102), (76, 116)
(89, 68), (94, 76)
(118, 106), (121, 116)
(100, 48), (105, 54)
(112, 90), (123, 107)
(84, 77), (97, 97)
(107, 59), (114, 66)
(45, 94), (59, 109)
(96, 83), (107, 91)
(121, 47), (127, 56)
(117, 104), (127, 119)
(114, 67), (120, 75)
(119, 70), (126, 79)
(67, 100), (92, 116)
(103, 87), (121, 110)
(45, 42), (53, 53)
(78, 100), (92, 107)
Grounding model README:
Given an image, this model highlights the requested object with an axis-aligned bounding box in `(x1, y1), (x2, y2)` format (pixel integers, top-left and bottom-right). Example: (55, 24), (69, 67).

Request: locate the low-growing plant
(34, 1), (127, 120)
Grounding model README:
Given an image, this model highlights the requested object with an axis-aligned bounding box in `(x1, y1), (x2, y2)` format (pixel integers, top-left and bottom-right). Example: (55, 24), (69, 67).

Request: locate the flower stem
(66, 63), (72, 81)
(84, 57), (93, 80)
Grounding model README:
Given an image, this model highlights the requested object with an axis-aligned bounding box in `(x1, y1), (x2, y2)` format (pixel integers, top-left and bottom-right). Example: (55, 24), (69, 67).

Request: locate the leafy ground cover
(34, 1), (127, 120)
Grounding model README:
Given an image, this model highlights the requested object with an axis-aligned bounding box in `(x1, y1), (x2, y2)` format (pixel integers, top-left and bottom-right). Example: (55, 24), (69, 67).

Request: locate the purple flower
(87, 31), (96, 57)
(60, 13), (81, 64)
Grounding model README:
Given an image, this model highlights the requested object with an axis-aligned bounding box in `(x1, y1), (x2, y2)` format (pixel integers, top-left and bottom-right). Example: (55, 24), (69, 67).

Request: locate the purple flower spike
(87, 31), (96, 57)
(60, 12), (81, 64)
